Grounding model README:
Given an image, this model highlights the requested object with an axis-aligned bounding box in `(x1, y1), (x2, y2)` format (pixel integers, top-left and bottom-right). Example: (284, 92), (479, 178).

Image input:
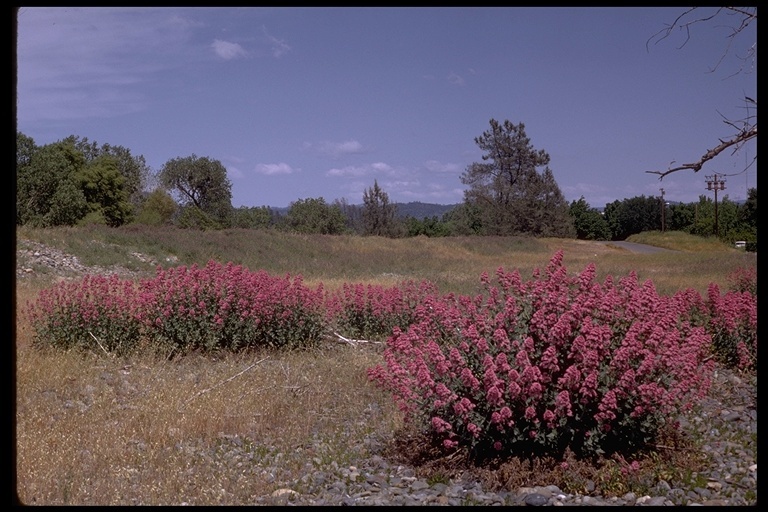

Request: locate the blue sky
(16, 7), (757, 209)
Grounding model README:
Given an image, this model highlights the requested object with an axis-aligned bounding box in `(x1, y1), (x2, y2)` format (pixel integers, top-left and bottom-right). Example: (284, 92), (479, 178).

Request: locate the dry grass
(16, 289), (401, 504)
(15, 227), (756, 504)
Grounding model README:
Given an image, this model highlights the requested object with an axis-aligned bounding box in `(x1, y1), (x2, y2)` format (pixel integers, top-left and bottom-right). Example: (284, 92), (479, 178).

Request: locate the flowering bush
(324, 280), (439, 340)
(703, 282), (757, 371)
(727, 266), (757, 297)
(25, 274), (143, 355)
(137, 260), (327, 352)
(368, 251), (716, 460)
(26, 261), (327, 355)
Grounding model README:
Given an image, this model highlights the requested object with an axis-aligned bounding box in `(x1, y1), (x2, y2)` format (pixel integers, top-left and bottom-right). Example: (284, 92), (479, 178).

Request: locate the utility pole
(659, 188), (665, 232)
(705, 173), (726, 238)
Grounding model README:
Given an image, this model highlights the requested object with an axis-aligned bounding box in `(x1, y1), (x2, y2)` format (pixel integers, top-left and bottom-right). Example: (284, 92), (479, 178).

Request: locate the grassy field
(14, 226), (757, 505)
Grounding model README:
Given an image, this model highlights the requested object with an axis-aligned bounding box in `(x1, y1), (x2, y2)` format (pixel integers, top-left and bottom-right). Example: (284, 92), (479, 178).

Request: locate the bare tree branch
(647, 7), (756, 74)
(647, 125), (757, 179)
(646, 7), (757, 180)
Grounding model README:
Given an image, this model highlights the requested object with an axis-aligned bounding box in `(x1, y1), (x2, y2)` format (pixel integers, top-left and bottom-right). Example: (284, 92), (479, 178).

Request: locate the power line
(704, 173), (726, 238)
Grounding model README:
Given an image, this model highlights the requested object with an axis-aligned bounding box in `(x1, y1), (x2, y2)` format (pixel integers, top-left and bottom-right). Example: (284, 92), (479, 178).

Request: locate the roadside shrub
(137, 260), (326, 352)
(726, 266), (757, 297)
(325, 280), (439, 340)
(704, 283), (757, 372)
(368, 251), (716, 462)
(25, 274), (142, 355)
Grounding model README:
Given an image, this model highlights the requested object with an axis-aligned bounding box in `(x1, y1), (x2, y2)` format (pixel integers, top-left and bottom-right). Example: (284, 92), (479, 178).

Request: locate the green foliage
(76, 154), (133, 227)
(333, 198), (364, 234)
(442, 202), (483, 236)
(176, 205), (223, 230)
(404, 215), (452, 237)
(134, 188), (178, 226)
(284, 197), (348, 234)
(530, 168), (576, 238)
(159, 154), (233, 228)
(461, 119), (573, 237)
(17, 138), (89, 227)
(231, 205), (273, 229)
(362, 180), (402, 237)
(16, 133), (144, 228)
(569, 197), (611, 240)
(47, 179), (90, 227)
(720, 189), (757, 247)
(687, 196), (718, 238)
(17, 131), (37, 169)
(739, 187), (757, 230)
(603, 195), (661, 240)
(667, 203), (696, 232)
(65, 135), (151, 209)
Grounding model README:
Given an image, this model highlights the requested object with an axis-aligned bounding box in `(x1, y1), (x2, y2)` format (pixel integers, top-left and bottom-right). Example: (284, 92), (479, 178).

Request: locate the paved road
(592, 241), (676, 254)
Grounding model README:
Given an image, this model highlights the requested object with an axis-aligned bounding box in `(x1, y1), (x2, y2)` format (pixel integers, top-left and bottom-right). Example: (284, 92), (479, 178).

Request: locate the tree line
(16, 119), (757, 248)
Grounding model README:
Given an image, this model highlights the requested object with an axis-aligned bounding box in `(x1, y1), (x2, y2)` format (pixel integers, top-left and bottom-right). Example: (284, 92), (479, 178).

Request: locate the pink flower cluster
(368, 251), (721, 459)
(137, 260), (327, 351)
(727, 266), (757, 297)
(25, 273), (143, 354)
(26, 261), (327, 353)
(324, 280), (438, 340)
(704, 282), (757, 371)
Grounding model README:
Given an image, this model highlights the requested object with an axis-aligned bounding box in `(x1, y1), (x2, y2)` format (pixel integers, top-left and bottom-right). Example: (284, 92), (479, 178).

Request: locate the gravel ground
(195, 366), (757, 506)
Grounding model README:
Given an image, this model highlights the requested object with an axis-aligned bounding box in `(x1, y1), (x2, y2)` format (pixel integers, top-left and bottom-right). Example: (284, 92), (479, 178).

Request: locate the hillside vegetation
(16, 225), (750, 297)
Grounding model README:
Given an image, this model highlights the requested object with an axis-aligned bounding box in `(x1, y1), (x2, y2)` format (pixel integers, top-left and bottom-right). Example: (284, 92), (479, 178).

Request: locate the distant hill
(269, 202), (460, 220)
(394, 202), (459, 219)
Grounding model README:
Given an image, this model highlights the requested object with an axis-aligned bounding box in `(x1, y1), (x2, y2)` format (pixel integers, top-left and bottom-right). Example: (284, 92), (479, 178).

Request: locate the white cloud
(212, 39), (247, 60)
(424, 160), (461, 174)
(334, 140), (365, 154)
(262, 25), (290, 58)
(227, 165), (245, 179)
(326, 165), (368, 177)
(447, 71), (465, 86)
(304, 139), (366, 157)
(370, 162), (394, 173)
(326, 161), (401, 179)
(254, 162), (295, 175)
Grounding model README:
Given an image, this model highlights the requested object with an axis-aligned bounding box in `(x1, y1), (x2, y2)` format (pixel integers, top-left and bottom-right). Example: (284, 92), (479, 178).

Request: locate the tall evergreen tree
(362, 180), (400, 237)
(461, 119), (573, 236)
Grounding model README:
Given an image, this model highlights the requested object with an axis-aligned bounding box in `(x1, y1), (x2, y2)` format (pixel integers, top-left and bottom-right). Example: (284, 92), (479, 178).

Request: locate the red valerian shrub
(137, 260), (326, 352)
(324, 280), (439, 340)
(726, 266), (757, 297)
(368, 251), (717, 461)
(25, 273), (143, 354)
(704, 282), (757, 372)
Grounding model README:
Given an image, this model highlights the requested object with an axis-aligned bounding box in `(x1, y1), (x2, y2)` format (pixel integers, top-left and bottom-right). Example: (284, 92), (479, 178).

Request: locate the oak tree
(159, 154), (233, 228)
